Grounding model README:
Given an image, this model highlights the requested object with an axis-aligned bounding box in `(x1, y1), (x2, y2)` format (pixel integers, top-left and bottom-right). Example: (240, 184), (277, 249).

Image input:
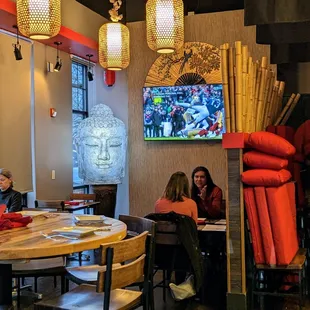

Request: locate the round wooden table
(0, 213), (127, 307)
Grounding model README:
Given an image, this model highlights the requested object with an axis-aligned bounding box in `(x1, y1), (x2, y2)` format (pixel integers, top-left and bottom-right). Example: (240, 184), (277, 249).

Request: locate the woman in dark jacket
(0, 169), (22, 212)
(191, 166), (223, 219)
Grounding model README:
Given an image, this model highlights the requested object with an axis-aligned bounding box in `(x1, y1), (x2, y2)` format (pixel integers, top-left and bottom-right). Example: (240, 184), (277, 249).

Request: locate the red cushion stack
(242, 131), (298, 266)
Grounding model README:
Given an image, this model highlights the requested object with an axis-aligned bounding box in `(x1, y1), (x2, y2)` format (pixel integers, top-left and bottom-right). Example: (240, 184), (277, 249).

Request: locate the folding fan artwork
(145, 42), (222, 87)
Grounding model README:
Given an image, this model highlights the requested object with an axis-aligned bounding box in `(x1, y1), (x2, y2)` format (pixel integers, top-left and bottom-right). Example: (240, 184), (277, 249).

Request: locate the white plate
(17, 210), (49, 217)
(52, 226), (98, 237)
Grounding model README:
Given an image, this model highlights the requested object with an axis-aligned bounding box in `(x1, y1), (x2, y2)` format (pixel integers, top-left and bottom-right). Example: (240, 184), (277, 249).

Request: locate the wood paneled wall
(127, 10), (271, 216)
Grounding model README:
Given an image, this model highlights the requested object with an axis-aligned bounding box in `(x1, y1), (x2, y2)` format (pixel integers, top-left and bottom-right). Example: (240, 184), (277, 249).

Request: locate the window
(72, 61), (88, 189)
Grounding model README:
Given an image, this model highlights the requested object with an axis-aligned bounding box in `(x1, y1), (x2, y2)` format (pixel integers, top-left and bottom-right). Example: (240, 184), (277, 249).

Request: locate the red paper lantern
(104, 70), (115, 87)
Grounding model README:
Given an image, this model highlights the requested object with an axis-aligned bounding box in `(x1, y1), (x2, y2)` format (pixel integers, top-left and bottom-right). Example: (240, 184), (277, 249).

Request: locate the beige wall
(33, 43), (72, 199)
(0, 33), (32, 192)
(61, 0), (108, 42)
(2, 1), (108, 200)
(127, 10), (271, 217)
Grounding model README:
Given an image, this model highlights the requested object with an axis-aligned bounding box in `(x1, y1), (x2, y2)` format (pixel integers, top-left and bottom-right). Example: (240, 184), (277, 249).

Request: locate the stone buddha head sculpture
(75, 104), (127, 185)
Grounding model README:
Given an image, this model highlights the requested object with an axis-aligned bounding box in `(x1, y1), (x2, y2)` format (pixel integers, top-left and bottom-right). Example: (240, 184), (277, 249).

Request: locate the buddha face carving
(75, 104), (127, 185)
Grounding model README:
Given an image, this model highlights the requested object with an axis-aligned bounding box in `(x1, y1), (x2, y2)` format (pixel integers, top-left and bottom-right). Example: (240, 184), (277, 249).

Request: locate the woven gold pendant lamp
(98, 0), (130, 71)
(16, 0), (61, 40)
(146, 0), (184, 54)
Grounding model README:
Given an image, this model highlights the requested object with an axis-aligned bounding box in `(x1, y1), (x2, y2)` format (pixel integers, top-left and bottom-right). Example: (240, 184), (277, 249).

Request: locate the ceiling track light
(86, 54), (94, 82)
(54, 41), (62, 72)
(12, 25), (23, 61)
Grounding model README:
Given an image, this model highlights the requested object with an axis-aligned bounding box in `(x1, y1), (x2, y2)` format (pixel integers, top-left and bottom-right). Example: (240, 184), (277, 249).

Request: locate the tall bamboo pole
(280, 93), (301, 125)
(274, 93), (296, 126)
(245, 57), (253, 132)
(242, 45), (248, 131)
(228, 47), (236, 132)
(253, 63), (261, 132)
(220, 44), (231, 133)
(268, 81), (280, 124)
(256, 57), (268, 131)
(235, 41), (243, 132)
(264, 72), (276, 128)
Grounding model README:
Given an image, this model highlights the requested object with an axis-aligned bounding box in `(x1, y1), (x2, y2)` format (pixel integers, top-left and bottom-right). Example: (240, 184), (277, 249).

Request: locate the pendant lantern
(104, 70), (116, 87)
(98, 22), (130, 71)
(146, 0), (184, 54)
(16, 0), (61, 40)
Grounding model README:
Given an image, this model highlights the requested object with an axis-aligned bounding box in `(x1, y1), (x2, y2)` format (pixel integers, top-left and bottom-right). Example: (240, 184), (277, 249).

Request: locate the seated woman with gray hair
(0, 169), (22, 212)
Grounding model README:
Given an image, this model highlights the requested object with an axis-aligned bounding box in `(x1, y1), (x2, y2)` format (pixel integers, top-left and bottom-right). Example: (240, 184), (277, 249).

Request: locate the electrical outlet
(51, 170), (56, 180)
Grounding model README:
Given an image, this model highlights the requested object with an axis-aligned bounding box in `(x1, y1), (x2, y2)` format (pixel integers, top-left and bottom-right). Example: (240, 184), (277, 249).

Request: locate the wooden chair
(153, 220), (191, 302)
(34, 231), (149, 310)
(251, 249), (307, 310)
(245, 218), (307, 310)
(35, 200), (65, 212)
(69, 193), (96, 201)
(66, 215), (156, 309)
(69, 193), (96, 215)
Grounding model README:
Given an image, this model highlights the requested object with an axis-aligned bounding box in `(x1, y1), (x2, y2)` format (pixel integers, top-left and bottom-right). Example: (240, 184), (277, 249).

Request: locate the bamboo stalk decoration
(250, 62), (258, 132)
(245, 57), (253, 132)
(253, 63), (261, 132)
(276, 81), (285, 121)
(279, 93), (301, 125)
(220, 44), (231, 133)
(256, 57), (268, 131)
(242, 45), (248, 130)
(219, 40), (299, 133)
(264, 72), (276, 128)
(228, 47), (236, 132)
(235, 41), (243, 132)
(274, 93), (296, 126)
(261, 69), (272, 129)
(268, 81), (280, 125)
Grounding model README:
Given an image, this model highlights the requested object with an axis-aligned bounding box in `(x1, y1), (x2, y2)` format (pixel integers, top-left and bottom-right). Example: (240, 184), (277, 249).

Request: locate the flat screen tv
(143, 84), (225, 141)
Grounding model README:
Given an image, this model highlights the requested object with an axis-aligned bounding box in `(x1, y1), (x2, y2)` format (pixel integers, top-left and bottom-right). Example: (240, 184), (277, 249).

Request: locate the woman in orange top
(191, 166), (223, 219)
(155, 171), (198, 223)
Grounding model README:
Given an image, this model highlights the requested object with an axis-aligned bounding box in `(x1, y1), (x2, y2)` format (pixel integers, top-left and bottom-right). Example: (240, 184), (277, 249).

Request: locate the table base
(0, 264), (12, 307)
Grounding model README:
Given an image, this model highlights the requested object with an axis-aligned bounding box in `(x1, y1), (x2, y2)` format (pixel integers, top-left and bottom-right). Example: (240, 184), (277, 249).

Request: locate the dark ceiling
(76, 0), (244, 23)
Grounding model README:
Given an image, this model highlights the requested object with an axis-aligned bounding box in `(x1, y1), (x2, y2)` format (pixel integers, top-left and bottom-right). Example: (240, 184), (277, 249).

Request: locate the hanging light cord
(109, 0), (123, 22)
(16, 27), (20, 45)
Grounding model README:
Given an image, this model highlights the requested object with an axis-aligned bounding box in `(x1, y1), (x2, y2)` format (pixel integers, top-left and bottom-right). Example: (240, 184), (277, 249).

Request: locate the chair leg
(22, 277), (25, 286)
(54, 275), (57, 288)
(65, 278), (70, 292)
(34, 277), (38, 293)
(259, 296), (265, 310)
(61, 276), (66, 295)
(149, 280), (155, 310)
(162, 270), (166, 302)
(17, 277), (21, 308)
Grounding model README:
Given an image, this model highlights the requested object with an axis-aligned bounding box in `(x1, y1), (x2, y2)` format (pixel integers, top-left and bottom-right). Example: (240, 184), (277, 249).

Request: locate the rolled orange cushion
(241, 169), (292, 187)
(244, 187), (265, 264)
(247, 131), (295, 158)
(243, 151), (288, 170)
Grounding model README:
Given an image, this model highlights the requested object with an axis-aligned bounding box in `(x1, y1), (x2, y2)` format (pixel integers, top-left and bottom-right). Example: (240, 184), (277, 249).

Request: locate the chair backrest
(97, 252), (146, 292)
(155, 220), (180, 245)
(119, 214), (156, 237)
(96, 232), (148, 310)
(35, 200), (65, 211)
(69, 193), (96, 201)
(98, 231), (148, 266)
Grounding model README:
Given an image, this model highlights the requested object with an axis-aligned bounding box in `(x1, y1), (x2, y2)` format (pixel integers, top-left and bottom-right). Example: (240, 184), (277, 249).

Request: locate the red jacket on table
(196, 186), (222, 219)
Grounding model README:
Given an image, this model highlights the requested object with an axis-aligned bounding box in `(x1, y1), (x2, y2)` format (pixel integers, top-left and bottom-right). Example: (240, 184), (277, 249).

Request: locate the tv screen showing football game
(143, 84), (225, 141)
